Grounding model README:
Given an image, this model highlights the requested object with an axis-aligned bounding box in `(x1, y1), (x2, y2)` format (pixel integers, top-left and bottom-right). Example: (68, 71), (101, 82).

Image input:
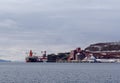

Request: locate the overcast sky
(0, 0), (120, 61)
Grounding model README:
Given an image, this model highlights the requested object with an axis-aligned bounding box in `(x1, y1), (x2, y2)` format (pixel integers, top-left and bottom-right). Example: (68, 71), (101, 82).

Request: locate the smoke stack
(29, 50), (33, 57)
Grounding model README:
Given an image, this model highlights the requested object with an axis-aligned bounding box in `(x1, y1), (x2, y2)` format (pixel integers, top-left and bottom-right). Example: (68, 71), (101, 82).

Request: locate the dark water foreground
(0, 62), (120, 83)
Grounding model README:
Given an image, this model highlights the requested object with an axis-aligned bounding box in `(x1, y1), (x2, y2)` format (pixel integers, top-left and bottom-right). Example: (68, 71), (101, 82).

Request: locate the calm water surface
(0, 62), (120, 83)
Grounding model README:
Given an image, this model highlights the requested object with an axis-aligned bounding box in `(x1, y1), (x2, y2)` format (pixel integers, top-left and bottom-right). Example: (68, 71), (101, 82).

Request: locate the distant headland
(25, 42), (120, 63)
(0, 59), (11, 62)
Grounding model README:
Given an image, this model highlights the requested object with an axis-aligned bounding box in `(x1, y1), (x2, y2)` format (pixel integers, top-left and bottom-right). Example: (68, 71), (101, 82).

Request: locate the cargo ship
(25, 50), (47, 62)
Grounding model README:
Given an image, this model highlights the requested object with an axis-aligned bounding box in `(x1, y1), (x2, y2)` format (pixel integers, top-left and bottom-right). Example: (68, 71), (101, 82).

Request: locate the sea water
(0, 62), (120, 83)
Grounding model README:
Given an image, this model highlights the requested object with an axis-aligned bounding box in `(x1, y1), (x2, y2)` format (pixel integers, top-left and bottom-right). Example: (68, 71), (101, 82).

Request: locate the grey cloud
(0, 0), (120, 14)
(0, 0), (120, 61)
(0, 19), (18, 29)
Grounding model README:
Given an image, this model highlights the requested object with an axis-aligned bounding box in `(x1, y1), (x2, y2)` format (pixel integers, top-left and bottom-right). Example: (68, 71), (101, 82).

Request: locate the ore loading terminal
(25, 42), (120, 63)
